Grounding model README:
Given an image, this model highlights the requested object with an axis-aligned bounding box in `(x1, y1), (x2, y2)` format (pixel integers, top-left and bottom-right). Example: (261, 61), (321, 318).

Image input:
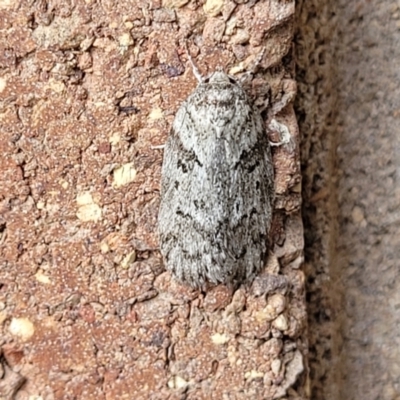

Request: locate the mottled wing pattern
(158, 74), (274, 287)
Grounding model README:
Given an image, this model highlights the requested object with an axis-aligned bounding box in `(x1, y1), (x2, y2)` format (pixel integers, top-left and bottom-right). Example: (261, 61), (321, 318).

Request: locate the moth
(158, 56), (274, 288)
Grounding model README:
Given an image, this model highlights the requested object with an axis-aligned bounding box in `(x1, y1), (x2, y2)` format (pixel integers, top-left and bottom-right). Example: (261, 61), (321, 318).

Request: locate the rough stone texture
(0, 1), (305, 399)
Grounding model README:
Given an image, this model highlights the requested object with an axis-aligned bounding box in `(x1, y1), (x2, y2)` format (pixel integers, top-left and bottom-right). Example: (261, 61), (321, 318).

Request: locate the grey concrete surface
(335, 1), (400, 398)
(297, 0), (400, 398)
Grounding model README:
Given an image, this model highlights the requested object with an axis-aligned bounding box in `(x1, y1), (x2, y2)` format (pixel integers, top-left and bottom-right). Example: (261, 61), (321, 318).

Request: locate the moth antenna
(238, 47), (266, 85)
(248, 47), (266, 75)
(184, 41), (203, 83)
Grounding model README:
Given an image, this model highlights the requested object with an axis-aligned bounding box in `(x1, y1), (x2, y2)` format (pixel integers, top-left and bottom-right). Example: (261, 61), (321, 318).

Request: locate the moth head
(205, 69), (237, 85)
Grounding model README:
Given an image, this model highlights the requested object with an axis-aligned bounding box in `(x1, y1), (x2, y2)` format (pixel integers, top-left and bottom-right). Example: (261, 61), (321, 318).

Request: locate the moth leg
(268, 118), (294, 149)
